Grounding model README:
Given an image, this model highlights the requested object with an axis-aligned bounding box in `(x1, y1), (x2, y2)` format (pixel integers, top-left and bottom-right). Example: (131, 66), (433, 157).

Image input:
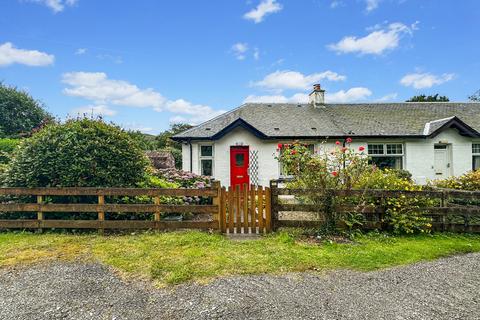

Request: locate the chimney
(309, 84), (325, 107)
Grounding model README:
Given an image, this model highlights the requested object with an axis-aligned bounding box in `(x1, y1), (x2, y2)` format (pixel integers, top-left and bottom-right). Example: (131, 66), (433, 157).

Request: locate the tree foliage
(155, 123), (193, 168)
(0, 83), (52, 138)
(2, 118), (149, 187)
(406, 94), (449, 102)
(469, 89), (480, 102)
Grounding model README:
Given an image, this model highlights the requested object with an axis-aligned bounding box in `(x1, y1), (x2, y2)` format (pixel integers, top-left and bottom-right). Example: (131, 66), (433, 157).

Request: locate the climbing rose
(335, 141), (340, 145)
(359, 146), (365, 151)
(346, 137), (352, 144)
(291, 150), (297, 155)
(331, 171), (338, 177)
(277, 143), (283, 149)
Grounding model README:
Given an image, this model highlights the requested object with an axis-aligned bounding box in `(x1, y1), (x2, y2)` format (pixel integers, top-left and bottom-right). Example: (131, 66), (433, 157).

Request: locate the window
(368, 143), (404, 169)
(473, 143), (480, 170)
(199, 145), (213, 176)
(235, 153), (245, 167)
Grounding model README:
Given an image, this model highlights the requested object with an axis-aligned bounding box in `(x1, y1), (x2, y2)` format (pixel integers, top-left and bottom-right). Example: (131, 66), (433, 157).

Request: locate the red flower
(346, 137), (352, 144)
(358, 146), (365, 152)
(291, 150), (297, 155)
(335, 141), (341, 145)
(331, 171), (338, 177)
(277, 143), (283, 149)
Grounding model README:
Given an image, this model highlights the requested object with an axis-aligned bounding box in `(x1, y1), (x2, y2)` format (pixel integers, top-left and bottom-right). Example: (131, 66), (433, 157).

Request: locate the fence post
(36, 195), (43, 233)
(265, 186), (272, 233)
(154, 196), (161, 231)
(269, 180), (278, 231)
(212, 181), (221, 231)
(98, 195), (105, 235)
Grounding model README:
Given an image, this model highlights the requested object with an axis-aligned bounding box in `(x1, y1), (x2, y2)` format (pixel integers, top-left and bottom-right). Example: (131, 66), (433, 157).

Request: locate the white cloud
(253, 70), (346, 91)
(0, 42), (54, 67)
(328, 22), (417, 55)
(231, 43), (248, 60)
(75, 48), (87, 55)
(376, 93), (398, 102)
(400, 72), (455, 89)
(243, 0), (282, 23)
(244, 88), (371, 104)
(72, 104), (117, 117)
(27, 0), (78, 13)
(62, 71), (225, 124)
(326, 87), (372, 102)
(365, 0), (380, 12)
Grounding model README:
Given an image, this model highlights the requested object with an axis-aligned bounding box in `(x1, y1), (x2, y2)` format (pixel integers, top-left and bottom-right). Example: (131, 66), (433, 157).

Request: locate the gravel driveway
(0, 253), (479, 320)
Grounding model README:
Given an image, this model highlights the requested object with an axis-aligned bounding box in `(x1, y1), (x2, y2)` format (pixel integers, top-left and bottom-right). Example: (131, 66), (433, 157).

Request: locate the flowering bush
(276, 140), (432, 234)
(431, 170), (480, 191)
(355, 168), (433, 234)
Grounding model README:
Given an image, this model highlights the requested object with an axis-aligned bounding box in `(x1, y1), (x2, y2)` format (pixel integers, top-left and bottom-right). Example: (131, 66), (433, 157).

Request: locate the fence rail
(0, 183), (221, 233)
(270, 181), (480, 233)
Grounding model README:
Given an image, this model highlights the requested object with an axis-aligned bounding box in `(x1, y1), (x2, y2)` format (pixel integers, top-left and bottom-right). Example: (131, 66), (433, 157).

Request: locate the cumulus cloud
(400, 72), (455, 89)
(26, 0), (78, 13)
(326, 87), (372, 102)
(243, 0), (282, 23)
(0, 42), (54, 67)
(231, 43), (248, 60)
(244, 88), (372, 104)
(328, 22), (418, 55)
(72, 104), (117, 117)
(253, 70), (346, 91)
(62, 71), (225, 123)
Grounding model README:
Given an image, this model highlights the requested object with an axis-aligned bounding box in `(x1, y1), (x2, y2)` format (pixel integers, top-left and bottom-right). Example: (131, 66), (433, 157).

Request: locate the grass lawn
(0, 230), (479, 286)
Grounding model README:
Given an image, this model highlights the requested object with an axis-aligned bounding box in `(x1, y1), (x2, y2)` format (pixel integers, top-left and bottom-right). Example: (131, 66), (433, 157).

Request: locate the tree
(155, 123), (193, 168)
(0, 83), (52, 138)
(406, 94), (449, 102)
(2, 118), (149, 187)
(469, 90), (480, 102)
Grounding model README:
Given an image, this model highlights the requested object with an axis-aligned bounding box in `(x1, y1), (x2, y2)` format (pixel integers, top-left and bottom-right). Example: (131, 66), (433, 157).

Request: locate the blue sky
(1, 0), (479, 134)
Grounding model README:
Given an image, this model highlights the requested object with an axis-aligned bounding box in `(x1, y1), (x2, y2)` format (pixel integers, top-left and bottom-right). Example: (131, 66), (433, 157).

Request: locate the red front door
(230, 146), (249, 187)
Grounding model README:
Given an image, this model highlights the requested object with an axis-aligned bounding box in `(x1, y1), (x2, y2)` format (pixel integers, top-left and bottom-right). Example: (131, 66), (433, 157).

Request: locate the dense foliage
(431, 170), (480, 191)
(0, 83), (52, 138)
(406, 94), (449, 102)
(155, 123), (193, 168)
(2, 118), (149, 187)
(0, 138), (20, 164)
(277, 140), (433, 234)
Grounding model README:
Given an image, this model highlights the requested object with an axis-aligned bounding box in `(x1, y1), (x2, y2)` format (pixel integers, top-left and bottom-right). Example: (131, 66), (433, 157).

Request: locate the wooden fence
(0, 182), (222, 233)
(219, 184), (271, 234)
(270, 180), (480, 232)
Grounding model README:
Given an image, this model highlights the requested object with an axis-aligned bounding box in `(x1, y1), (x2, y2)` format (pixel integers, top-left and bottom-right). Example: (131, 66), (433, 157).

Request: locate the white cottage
(172, 85), (480, 187)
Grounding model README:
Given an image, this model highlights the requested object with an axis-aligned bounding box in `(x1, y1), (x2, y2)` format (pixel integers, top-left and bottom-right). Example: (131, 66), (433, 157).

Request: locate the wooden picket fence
(218, 184), (272, 234)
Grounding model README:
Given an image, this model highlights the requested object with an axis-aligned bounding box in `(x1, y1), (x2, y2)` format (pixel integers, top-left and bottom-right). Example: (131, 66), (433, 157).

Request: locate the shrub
(2, 118), (149, 187)
(431, 170), (480, 191)
(355, 168), (433, 234)
(0, 138), (20, 164)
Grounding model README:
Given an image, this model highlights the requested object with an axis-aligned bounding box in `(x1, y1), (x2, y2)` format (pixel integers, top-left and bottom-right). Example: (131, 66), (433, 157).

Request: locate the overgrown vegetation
(2, 118), (149, 188)
(277, 140), (433, 234)
(155, 123), (193, 168)
(0, 231), (479, 286)
(406, 94), (449, 102)
(431, 170), (480, 191)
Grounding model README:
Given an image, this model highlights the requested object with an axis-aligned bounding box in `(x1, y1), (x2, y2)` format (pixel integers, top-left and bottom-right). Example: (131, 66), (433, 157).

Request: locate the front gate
(219, 184), (271, 234)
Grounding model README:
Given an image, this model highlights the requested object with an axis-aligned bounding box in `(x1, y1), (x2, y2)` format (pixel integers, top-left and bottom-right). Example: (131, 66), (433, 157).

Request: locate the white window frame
(473, 143), (480, 170)
(199, 144), (214, 177)
(367, 143), (405, 170)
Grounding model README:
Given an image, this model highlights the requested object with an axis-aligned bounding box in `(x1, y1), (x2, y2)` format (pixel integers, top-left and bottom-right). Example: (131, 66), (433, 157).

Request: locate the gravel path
(1, 253), (479, 320)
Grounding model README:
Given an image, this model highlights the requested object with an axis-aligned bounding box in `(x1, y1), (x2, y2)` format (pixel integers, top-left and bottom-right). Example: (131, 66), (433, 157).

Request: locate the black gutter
(188, 140), (193, 172)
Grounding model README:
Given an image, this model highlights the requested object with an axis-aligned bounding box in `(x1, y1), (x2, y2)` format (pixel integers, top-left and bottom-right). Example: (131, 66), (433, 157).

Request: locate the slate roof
(172, 102), (480, 140)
